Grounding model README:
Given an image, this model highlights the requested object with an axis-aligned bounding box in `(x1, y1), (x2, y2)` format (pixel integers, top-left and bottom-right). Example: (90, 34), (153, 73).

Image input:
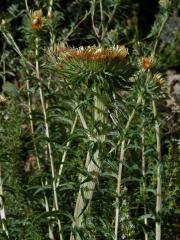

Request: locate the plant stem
(0, 164), (9, 239)
(26, 79), (55, 240)
(56, 114), (78, 187)
(140, 99), (148, 240)
(152, 99), (162, 240)
(48, 0), (54, 18)
(99, 0), (105, 40)
(70, 88), (106, 240)
(91, 0), (100, 39)
(35, 37), (63, 240)
(24, 0), (30, 17)
(141, 125), (148, 240)
(151, 8), (168, 239)
(115, 94), (142, 240)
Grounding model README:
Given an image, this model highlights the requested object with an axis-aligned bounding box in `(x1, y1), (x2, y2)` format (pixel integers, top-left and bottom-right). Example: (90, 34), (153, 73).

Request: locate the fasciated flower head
(48, 44), (132, 89)
(138, 56), (155, 70)
(50, 45), (128, 62)
(49, 45), (131, 89)
(30, 10), (45, 30)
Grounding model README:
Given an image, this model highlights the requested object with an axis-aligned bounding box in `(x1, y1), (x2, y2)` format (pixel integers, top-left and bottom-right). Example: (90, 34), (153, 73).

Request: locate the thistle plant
(50, 45), (132, 239)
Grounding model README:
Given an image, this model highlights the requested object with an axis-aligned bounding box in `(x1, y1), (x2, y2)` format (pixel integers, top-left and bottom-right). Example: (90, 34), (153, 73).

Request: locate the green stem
(140, 99), (148, 240)
(26, 79), (55, 240)
(115, 94), (142, 240)
(142, 126), (148, 240)
(152, 99), (162, 240)
(35, 38), (63, 240)
(56, 114), (78, 187)
(152, 13), (168, 56)
(0, 164), (9, 239)
(48, 0), (54, 18)
(70, 87), (106, 240)
(151, 7), (169, 239)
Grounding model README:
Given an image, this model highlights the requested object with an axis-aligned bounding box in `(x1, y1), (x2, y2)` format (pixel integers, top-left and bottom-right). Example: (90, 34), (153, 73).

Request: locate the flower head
(49, 45), (130, 89)
(50, 45), (128, 62)
(153, 73), (164, 86)
(30, 10), (45, 30)
(0, 19), (6, 27)
(138, 56), (155, 70)
(0, 95), (7, 105)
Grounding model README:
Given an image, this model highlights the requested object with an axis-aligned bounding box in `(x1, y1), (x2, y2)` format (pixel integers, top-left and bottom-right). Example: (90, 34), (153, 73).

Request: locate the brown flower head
(139, 56), (155, 70)
(31, 10), (45, 30)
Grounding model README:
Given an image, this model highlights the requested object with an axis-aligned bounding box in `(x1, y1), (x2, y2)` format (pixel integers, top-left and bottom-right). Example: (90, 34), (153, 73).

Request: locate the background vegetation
(0, 0), (180, 239)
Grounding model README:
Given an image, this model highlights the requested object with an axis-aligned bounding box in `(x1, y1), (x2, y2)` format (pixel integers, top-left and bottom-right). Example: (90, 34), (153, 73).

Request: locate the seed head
(30, 10), (45, 30)
(139, 56), (155, 70)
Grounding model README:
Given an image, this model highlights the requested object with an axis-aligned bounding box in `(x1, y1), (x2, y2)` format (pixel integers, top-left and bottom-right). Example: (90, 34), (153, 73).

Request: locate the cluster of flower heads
(49, 45), (128, 62)
(30, 10), (45, 30)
